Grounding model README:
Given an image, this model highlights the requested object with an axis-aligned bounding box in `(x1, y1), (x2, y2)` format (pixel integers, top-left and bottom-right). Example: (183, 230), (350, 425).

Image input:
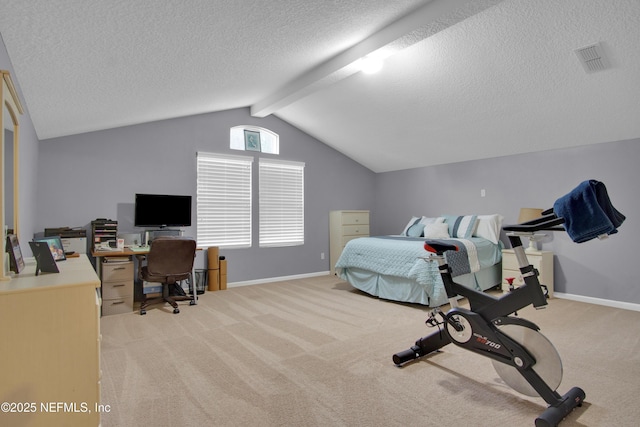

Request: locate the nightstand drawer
(502, 252), (544, 271)
(502, 255), (521, 271)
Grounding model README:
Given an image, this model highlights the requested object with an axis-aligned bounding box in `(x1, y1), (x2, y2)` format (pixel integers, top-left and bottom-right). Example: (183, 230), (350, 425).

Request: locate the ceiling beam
(251, 0), (504, 118)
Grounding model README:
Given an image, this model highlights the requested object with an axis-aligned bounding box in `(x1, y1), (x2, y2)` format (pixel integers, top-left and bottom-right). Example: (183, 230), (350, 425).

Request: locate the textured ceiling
(1, 0), (639, 172)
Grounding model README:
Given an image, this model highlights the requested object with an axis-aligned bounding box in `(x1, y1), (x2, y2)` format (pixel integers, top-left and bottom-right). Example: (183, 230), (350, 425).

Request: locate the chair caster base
(140, 309), (146, 315)
(173, 308), (180, 314)
(189, 300), (196, 306)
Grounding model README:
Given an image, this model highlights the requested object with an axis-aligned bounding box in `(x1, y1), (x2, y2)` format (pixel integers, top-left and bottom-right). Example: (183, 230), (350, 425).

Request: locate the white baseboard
(554, 292), (640, 312)
(228, 271), (331, 288)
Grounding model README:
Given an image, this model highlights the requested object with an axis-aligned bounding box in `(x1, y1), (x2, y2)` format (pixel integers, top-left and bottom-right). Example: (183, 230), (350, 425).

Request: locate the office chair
(139, 237), (197, 315)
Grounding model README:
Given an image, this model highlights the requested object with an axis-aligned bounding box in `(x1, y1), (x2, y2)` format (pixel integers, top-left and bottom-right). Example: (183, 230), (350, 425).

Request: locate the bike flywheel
(491, 324), (563, 397)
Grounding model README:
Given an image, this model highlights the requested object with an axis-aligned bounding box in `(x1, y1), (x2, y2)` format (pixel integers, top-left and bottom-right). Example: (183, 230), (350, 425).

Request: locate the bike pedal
(426, 318), (442, 327)
(541, 284), (549, 299)
(425, 309), (444, 327)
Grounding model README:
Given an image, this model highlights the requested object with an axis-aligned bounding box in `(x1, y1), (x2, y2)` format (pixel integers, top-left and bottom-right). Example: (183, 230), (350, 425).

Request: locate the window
(230, 126), (279, 154)
(259, 159), (305, 247)
(196, 152), (253, 248)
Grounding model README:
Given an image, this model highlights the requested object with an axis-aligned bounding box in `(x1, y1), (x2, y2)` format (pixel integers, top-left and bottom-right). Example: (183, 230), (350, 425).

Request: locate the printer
(44, 227), (88, 254)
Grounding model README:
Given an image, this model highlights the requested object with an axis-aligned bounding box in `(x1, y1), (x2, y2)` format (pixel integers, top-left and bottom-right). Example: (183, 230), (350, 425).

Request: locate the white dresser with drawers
(329, 210), (370, 274)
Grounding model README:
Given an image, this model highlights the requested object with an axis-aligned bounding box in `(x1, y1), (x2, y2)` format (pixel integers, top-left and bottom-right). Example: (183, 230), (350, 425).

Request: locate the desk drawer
(102, 261), (133, 282)
(102, 280), (133, 299)
(102, 296), (133, 316)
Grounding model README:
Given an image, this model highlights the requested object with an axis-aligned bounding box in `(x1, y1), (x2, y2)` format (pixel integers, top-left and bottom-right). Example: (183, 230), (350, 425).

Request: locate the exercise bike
(392, 180), (625, 427)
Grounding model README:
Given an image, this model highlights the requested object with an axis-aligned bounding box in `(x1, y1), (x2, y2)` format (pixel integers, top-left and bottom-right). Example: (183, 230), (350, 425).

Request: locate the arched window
(230, 126), (279, 154)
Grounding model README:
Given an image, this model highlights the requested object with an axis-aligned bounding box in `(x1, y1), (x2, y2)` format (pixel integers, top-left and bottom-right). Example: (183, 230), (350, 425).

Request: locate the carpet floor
(100, 275), (640, 426)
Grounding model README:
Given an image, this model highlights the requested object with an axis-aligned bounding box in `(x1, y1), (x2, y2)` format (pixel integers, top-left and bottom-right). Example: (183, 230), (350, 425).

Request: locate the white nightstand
(501, 249), (554, 298)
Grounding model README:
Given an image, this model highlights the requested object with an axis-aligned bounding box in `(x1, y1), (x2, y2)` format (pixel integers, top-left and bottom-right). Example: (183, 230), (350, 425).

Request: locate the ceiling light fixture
(359, 56), (384, 74)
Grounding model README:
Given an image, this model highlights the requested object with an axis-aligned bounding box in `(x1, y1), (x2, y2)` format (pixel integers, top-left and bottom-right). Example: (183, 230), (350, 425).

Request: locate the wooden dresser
(0, 255), (102, 426)
(330, 210), (370, 274)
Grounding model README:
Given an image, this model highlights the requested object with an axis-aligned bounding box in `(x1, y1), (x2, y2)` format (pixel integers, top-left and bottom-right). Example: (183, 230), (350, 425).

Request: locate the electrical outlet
(481, 189), (486, 197)
(321, 252), (325, 260)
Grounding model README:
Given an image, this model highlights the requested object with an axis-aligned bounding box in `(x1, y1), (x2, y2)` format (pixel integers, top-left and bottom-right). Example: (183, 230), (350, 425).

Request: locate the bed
(335, 214), (504, 307)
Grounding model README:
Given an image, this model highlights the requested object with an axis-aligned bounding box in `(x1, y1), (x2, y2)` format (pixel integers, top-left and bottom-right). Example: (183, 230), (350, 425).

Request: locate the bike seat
(424, 241), (459, 255)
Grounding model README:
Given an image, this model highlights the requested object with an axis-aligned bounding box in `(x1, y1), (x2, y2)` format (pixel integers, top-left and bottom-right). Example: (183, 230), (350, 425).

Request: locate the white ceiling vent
(575, 42), (609, 73)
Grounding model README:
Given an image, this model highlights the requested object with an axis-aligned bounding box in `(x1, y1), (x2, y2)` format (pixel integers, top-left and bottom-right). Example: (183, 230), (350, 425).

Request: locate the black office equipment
(91, 219), (118, 251)
(44, 226), (87, 238)
(134, 193), (192, 228)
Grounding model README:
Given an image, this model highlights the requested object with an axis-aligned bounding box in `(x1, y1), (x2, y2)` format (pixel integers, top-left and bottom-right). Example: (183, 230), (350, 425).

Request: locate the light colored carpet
(100, 275), (640, 426)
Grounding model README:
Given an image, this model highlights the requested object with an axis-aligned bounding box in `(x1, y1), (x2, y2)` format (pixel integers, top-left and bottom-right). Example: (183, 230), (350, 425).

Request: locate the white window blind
(259, 159), (305, 247)
(197, 152), (253, 248)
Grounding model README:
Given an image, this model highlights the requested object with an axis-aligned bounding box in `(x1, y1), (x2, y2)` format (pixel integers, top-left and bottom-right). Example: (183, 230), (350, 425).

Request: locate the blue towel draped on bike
(553, 179), (625, 243)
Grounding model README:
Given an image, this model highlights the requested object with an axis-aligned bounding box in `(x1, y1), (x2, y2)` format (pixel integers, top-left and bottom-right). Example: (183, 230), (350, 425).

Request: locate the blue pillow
(406, 223), (425, 237)
(443, 215), (478, 238)
(402, 217), (422, 236)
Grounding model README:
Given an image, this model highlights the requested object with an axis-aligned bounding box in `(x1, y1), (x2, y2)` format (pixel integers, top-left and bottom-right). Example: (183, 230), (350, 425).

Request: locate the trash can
(190, 269), (207, 295)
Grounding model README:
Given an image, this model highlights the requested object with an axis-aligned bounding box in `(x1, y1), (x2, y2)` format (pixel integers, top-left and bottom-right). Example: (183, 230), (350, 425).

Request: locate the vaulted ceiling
(1, 0), (639, 172)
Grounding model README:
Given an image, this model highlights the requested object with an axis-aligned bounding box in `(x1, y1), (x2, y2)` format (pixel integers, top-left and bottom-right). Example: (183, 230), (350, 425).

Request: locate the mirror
(1, 70), (23, 280)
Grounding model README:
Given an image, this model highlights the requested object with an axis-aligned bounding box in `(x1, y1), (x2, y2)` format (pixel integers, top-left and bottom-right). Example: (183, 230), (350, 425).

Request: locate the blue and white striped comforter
(335, 235), (502, 303)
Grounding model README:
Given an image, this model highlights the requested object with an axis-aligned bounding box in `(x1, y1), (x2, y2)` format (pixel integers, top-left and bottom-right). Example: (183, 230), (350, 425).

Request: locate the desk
(92, 247), (199, 315)
(0, 255), (101, 427)
(92, 246), (151, 257)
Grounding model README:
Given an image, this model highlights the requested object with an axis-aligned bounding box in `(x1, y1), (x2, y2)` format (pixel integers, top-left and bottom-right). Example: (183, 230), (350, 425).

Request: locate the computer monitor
(134, 193), (192, 228)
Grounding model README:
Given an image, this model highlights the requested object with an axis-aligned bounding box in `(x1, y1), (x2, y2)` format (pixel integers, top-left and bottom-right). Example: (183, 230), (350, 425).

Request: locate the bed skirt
(339, 263), (502, 307)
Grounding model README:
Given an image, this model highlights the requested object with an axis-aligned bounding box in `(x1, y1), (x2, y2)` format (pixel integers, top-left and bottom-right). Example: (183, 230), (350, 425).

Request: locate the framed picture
(34, 236), (66, 261)
(244, 129), (261, 152)
(29, 241), (60, 276)
(6, 234), (25, 274)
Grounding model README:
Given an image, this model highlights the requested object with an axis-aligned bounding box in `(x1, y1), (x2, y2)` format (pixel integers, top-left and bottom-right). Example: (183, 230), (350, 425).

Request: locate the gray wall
(3, 33), (637, 306)
(36, 108), (376, 280)
(373, 138), (639, 304)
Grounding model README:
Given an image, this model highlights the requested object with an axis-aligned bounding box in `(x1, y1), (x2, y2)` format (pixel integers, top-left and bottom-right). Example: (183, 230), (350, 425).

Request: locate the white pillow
(423, 223), (450, 239)
(474, 214), (504, 244)
(419, 216), (445, 226)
